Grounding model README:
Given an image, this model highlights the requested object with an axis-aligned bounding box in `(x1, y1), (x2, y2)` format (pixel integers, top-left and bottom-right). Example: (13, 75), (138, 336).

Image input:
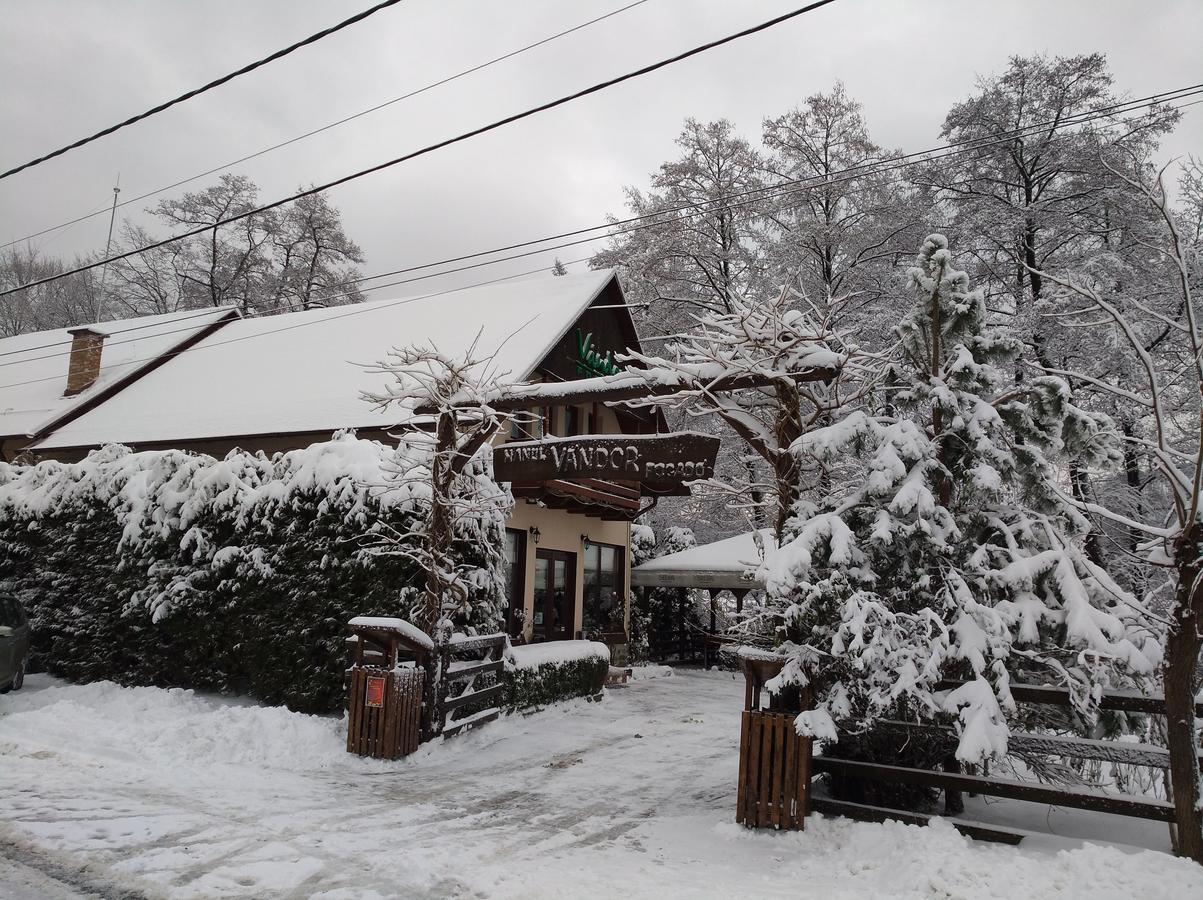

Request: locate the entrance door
(532, 549), (575, 642)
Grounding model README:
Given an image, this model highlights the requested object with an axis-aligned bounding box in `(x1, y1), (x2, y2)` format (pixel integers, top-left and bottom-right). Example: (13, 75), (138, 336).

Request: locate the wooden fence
(736, 656), (1201, 844)
(345, 620), (507, 757)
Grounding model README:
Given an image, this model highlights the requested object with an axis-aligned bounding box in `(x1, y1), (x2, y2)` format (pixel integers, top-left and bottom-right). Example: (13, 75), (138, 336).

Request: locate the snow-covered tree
(759, 83), (920, 347)
(1030, 158), (1203, 861)
(361, 344), (515, 736)
(621, 283), (845, 536)
(592, 118), (765, 323)
(756, 236), (1159, 770)
(917, 53), (1179, 363)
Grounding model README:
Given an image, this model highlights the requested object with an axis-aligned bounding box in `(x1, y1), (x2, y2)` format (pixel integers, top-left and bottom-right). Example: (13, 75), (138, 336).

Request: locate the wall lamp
(528, 526), (541, 545)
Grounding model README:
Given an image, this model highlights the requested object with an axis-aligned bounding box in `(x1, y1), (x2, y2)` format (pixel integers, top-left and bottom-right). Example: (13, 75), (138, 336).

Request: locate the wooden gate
(346, 666), (424, 759)
(441, 632), (507, 738)
(737, 710), (812, 829)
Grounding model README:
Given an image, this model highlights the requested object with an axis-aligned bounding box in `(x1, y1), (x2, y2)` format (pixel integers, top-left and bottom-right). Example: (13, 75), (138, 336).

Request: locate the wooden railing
(736, 655), (1198, 844)
(440, 632), (507, 738)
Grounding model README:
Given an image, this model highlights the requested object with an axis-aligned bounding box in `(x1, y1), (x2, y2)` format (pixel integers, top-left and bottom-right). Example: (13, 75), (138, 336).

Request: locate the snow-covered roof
(33, 271), (618, 450)
(0, 306), (238, 441)
(631, 529), (776, 590)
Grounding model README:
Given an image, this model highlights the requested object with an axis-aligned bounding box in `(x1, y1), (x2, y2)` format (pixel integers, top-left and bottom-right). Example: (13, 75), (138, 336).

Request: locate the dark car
(0, 594), (30, 692)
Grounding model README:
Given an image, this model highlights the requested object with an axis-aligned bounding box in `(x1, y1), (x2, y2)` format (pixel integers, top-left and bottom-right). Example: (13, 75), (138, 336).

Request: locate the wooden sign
(364, 675), (387, 709)
(494, 432), (720, 485)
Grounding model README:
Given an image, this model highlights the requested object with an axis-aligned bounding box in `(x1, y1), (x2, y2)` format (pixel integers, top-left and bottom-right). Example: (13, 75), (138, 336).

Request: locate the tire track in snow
(0, 831), (155, 900)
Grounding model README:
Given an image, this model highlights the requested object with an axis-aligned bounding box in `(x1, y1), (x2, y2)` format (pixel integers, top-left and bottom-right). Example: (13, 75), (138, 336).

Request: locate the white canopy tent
(631, 529), (774, 593)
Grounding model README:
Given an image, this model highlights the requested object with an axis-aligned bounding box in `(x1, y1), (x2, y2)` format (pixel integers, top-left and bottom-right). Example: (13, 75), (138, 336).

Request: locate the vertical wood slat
(736, 711), (750, 823)
(798, 735), (811, 819)
(757, 710), (773, 827)
(783, 714), (797, 828)
(736, 710), (811, 831)
(746, 711), (763, 825)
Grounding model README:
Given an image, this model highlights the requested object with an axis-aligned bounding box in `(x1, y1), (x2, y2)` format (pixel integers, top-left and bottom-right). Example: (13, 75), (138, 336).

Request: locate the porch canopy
(631, 529), (775, 592)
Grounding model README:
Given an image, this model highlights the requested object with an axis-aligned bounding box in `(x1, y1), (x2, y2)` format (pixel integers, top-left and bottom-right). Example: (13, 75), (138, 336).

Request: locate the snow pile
(0, 679), (370, 773)
(509, 640), (610, 670)
(629, 665), (674, 680)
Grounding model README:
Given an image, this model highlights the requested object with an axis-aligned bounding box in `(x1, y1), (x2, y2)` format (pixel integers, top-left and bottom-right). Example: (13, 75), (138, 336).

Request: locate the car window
(0, 597), (22, 628)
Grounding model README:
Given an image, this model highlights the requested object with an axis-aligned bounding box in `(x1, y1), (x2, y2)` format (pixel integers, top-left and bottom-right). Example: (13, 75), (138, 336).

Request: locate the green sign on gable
(574, 329), (622, 378)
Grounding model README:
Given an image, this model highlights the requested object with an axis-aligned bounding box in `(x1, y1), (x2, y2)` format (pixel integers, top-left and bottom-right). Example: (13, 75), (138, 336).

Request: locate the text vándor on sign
(493, 432), (720, 485)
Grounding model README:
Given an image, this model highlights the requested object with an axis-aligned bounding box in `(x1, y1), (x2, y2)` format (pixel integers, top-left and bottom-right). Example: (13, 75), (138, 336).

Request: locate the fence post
(736, 653), (811, 830)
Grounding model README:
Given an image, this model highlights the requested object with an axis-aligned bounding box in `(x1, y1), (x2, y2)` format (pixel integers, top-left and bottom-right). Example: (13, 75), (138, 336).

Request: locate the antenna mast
(94, 174), (121, 321)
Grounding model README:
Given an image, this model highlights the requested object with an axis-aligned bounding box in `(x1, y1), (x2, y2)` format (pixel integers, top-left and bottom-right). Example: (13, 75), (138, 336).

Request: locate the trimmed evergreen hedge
(504, 652), (609, 710)
(0, 435), (508, 713)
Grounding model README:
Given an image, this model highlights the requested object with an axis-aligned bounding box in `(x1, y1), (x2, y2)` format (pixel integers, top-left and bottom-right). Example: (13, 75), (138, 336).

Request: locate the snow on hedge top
(0, 306), (237, 440)
(348, 616), (434, 650)
(0, 432), (431, 542)
(33, 271), (615, 450)
(509, 640), (610, 670)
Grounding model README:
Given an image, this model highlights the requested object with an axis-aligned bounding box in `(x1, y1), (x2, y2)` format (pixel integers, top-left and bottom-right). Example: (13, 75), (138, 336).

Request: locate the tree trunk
(1166, 526), (1203, 862)
(421, 410), (458, 740)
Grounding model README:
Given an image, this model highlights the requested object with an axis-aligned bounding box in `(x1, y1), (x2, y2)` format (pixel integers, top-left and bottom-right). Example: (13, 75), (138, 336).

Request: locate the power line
(0, 0), (842, 299)
(0, 0), (410, 181)
(347, 86), (1203, 291)
(0, 0), (653, 251)
(4, 86), (1197, 365)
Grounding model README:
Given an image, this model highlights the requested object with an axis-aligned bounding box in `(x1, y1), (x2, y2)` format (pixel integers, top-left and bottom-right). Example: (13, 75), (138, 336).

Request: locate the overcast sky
(1, 0), (1200, 298)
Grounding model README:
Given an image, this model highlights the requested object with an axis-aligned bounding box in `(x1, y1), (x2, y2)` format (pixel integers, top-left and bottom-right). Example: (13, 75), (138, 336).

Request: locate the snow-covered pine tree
(762, 235), (1160, 766)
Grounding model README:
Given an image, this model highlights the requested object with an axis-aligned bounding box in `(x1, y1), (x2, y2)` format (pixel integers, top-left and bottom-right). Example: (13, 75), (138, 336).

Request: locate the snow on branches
(758, 235), (1159, 763)
(360, 344), (516, 638)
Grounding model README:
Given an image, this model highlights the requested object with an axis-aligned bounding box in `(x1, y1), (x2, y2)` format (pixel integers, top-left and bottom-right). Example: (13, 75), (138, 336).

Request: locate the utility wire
(347, 86), (1203, 291)
(0, 0), (653, 251)
(3, 86), (1197, 365)
(0, 0), (410, 181)
(0, 0), (842, 299)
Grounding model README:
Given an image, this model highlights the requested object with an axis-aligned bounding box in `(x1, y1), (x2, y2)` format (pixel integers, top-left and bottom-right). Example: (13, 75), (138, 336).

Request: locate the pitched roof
(631, 529), (776, 590)
(0, 306), (239, 441)
(32, 271), (619, 450)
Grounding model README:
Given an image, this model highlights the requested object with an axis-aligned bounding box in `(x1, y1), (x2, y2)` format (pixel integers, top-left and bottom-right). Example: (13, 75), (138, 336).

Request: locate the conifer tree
(762, 235), (1159, 763)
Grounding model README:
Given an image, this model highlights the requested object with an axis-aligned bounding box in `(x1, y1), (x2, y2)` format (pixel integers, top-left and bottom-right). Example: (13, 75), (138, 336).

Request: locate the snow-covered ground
(2, 671), (1201, 899)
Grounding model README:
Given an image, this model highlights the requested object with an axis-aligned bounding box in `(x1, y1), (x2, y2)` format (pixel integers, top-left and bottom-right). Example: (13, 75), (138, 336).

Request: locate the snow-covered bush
(0, 433), (506, 712)
(504, 641), (610, 709)
(761, 236), (1161, 766)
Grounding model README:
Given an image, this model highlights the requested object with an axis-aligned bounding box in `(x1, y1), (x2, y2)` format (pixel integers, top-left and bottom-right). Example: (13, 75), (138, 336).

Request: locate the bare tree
(1034, 158), (1203, 861)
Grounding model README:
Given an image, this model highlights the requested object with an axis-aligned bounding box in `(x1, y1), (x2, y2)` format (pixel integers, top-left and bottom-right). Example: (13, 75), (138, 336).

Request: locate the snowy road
(2, 670), (1201, 899)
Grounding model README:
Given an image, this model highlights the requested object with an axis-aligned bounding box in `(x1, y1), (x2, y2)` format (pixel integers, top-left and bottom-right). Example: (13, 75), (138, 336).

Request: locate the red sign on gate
(364, 675), (386, 708)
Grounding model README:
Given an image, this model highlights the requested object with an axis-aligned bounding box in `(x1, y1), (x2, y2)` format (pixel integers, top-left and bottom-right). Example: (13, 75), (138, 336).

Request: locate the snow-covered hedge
(0, 434), (507, 713)
(504, 641), (610, 709)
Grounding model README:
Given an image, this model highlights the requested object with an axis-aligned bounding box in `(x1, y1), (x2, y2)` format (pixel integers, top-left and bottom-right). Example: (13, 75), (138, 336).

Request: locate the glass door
(533, 549), (576, 642)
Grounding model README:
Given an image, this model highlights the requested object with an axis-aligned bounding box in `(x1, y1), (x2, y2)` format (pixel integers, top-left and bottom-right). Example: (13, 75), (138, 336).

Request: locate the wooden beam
(812, 756), (1175, 822)
(938, 679), (1203, 717)
(446, 659), (505, 682)
(444, 682), (506, 713)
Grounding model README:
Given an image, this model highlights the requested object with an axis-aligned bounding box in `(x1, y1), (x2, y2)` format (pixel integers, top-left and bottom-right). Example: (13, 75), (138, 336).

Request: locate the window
(582, 542), (624, 635)
(503, 529), (526, 636)
(564, 405), (582, 436)
(511, 409), (544, 441)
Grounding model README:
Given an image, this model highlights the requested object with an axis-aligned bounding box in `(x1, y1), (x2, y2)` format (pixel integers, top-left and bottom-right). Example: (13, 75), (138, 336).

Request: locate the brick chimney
(64, 327), (107, 396)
